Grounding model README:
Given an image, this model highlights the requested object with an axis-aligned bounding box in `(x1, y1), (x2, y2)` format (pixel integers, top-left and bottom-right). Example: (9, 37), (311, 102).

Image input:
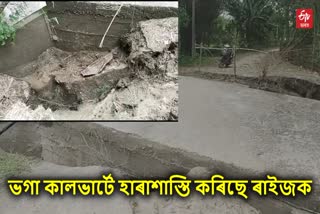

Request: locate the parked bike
(219, 44), (233, 68)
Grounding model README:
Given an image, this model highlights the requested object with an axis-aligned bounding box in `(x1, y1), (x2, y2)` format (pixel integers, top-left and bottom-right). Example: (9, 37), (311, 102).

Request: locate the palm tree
(225, 0), (274, 47)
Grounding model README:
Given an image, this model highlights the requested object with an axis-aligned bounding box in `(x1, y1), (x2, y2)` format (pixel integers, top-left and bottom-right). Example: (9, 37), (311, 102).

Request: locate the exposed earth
(0, 17), (178, 120)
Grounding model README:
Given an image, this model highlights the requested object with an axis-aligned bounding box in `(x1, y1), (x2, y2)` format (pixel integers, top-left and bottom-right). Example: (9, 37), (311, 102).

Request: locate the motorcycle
(219, 48), (233, 68)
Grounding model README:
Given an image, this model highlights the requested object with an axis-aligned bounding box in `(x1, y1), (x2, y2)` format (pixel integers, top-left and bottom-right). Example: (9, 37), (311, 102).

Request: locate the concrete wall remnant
(46, 1), (178, 51)
(0, 15), (53, 74)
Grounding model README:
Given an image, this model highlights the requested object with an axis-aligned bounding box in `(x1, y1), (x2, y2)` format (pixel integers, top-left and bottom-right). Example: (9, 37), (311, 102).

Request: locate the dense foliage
(179, 0), (223, 55)
(224, 0), (275, 48)
(179, 0), (320, 70)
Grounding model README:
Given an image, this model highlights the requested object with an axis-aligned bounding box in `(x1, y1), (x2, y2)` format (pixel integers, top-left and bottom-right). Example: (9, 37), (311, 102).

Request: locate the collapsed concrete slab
(140, 17), (178, 53)
(81, 52), (113, 77)
(122, 17), (178, 79)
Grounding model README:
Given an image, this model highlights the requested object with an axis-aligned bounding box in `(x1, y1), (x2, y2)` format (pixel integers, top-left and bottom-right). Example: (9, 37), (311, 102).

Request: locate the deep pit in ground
(1, 122), (320, 213)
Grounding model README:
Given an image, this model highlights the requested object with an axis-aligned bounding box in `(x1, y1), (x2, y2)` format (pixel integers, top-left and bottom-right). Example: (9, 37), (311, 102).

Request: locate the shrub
(0, 150), (31, 181)
(0, 14), (16, 46)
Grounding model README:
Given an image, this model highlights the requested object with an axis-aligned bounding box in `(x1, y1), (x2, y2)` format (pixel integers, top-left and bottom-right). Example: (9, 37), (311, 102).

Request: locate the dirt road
(182, 49), (320, 84)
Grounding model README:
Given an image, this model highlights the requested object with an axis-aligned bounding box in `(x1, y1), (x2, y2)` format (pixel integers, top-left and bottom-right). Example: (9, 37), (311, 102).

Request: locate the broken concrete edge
(180, 69), (320, 101)
(0, 122), (15, 136)
(0, 122), (318, 212)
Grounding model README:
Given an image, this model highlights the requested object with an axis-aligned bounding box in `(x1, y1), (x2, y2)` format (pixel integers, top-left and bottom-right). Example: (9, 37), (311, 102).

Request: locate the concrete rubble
(89, 17), (178, 120)
(0, 74), (31, 119)
(3, 101), (54, 120)
(92, 79), (178, 120)
(81, 52), (113, 77)
(123, 17), (178, 79)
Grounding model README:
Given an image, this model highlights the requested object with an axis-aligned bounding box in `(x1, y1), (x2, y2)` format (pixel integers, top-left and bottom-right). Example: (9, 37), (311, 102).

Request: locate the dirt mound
(28, 75), (82, 111)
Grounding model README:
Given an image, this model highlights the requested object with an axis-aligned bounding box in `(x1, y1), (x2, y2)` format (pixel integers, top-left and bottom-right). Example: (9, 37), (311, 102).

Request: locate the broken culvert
(0, 2), (178, 120)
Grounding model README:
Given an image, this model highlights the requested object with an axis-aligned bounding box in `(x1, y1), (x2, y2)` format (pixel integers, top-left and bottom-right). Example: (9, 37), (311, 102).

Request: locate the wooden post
(198, 42), (203, 71)
(191, 0), (196, 58)
(233, 32), (237, 80)
(233, 45), (237, 80)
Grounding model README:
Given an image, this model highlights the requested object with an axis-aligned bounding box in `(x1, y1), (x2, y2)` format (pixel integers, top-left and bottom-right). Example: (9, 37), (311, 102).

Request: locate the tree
(224, 0), (274, 47)
(178, 2), (190, 53)
(179, 3), (190, 29)
(274, 0), (320, 71)
(179, 0), (223, 55)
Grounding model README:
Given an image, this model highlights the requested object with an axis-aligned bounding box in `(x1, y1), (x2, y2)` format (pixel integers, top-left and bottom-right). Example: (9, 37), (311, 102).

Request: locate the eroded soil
(0, 17), (178, 120)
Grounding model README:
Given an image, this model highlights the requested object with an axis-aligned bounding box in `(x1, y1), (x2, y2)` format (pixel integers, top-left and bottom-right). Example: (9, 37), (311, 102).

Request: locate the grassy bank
(0, 149), (32, 182)
(179, 55), (219, 67)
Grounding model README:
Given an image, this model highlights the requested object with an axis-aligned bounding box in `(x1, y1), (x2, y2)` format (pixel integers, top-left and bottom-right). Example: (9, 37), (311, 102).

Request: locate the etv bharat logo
(296, 9), (313, 29)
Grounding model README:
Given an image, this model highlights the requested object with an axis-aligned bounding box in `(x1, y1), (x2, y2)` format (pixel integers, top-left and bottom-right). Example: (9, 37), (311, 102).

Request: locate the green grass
(179, 55), (220, 67)
(0, 150), (31, 182)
